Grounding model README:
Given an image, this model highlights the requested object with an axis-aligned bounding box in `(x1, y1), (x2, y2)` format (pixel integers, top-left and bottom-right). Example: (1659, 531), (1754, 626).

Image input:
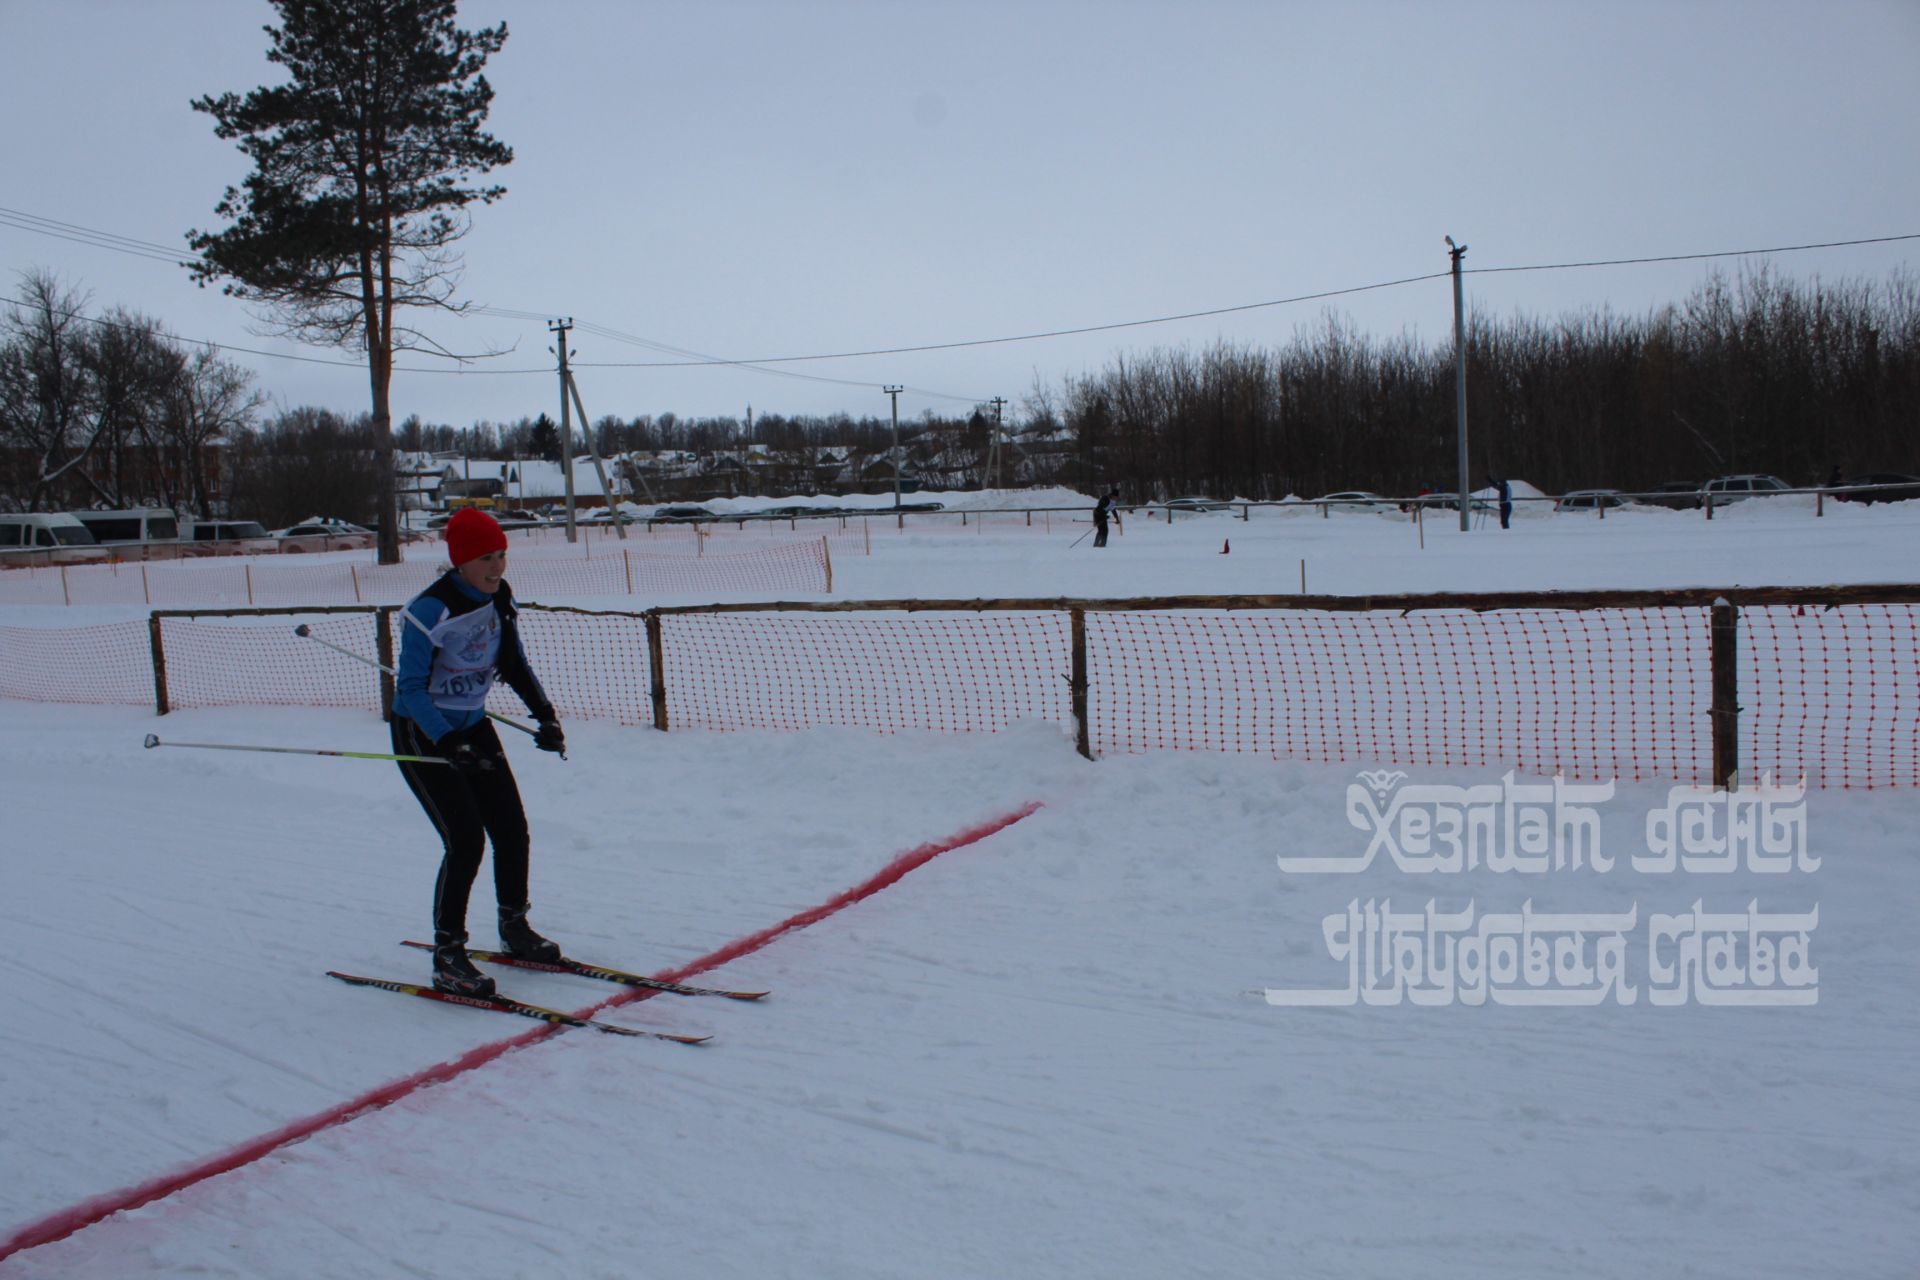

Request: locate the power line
(0, 209), (189, 267)
(5, 202), (1916, 379)
(0, 208), (984, 397)
(567, 271), (1455, 368)
(1466, 233), (1920, 275)
(0, 293), (549, 373)
(546, 233), (1920, 369)
(475, 305), (985, 404)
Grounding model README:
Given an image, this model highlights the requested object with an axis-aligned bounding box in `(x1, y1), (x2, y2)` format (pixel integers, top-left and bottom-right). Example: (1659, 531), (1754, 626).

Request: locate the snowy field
(3, 495), (1918, 1278)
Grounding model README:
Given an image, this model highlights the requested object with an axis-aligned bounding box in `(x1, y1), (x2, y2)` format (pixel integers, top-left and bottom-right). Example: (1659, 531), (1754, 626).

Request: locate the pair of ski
(328, 943), (767, 1046)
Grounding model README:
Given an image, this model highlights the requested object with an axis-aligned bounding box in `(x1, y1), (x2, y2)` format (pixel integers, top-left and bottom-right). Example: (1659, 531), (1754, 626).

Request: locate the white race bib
(425, 604), (502, 711)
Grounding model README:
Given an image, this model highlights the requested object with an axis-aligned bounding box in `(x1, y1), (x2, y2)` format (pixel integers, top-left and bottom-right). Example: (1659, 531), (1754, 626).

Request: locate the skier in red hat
(390, 508), (568, 997)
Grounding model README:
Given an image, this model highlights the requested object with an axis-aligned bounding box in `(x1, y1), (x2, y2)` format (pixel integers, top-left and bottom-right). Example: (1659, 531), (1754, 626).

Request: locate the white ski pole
(294, 623), (546, 746)
(144, 732), (450, 766)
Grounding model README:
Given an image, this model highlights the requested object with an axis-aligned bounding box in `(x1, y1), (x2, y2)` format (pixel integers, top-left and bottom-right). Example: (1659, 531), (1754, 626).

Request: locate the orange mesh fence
(1085, 609), (1709, 783)
(6, 593), (1917, 788)
(0, 621), (154, 704)
(506, 608), (654, 726)
(0, 540), (826, 607)
(659, 610), (1073, 735)
(1743, 603), (1920, 789)
(161, 613), (391, 712)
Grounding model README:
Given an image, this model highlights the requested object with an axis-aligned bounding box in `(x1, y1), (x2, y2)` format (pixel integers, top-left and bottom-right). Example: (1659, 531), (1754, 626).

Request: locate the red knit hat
(446, 508), (508, 565)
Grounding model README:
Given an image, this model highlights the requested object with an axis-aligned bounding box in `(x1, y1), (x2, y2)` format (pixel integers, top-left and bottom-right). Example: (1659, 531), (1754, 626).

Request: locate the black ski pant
(1093, 518), (1109, 547)
(391, 716), (531, 941)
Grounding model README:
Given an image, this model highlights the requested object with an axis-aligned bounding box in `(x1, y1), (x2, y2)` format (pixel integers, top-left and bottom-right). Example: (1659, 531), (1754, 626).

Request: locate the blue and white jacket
(392, 571), (552, 743)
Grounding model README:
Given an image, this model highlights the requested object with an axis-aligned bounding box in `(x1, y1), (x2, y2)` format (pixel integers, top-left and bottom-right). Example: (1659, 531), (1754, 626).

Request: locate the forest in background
(5, 264), (1916, 523)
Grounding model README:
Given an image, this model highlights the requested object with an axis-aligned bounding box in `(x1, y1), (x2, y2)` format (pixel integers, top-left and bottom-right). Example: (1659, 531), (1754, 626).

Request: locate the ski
(326, 971), (711, 1044)
(399, 940), (769, 1000)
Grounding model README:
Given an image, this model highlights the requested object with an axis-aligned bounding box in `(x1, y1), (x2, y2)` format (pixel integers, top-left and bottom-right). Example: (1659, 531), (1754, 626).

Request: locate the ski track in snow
(4, 502), (1920, 1278)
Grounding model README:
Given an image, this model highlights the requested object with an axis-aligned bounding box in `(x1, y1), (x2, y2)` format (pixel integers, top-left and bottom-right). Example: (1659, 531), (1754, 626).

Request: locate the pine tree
(529, 413), (561, 463)
(188, 0), (512, 564)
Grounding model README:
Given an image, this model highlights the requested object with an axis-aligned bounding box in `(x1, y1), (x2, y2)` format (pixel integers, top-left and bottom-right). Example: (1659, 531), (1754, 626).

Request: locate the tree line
(1038, 266), (1920, 501)
(6, 264), (1917, 520)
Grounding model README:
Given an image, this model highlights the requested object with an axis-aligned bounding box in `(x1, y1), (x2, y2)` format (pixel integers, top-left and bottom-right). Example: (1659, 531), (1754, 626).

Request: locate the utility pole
(562, 365), (630, 537)
(885, 385), (904, 509)
(549, 318), (578, 543)
(988, 396), (1007, 489)
(1446, 237), (1471, 532)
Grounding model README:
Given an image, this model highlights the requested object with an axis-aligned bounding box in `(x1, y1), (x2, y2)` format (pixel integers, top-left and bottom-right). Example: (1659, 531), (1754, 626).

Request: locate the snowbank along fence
(5, 584), (1917, 789)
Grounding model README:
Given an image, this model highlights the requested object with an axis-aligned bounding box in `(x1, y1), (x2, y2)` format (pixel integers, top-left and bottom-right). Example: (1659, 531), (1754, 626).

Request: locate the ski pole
(1068, 527), (1094, 549)
(294, 623), (546, 746)
(143, 732), (450, 766)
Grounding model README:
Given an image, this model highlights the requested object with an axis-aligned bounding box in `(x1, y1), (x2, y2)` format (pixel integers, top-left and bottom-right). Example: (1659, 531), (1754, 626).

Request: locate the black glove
(533, 715), (566, 755)
(438, 727), (492, 778)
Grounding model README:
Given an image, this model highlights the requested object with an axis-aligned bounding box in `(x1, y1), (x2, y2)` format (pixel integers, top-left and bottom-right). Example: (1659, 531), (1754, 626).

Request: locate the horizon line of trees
(6, 264), (1917, 521)
(1036, 265), (1919, 500)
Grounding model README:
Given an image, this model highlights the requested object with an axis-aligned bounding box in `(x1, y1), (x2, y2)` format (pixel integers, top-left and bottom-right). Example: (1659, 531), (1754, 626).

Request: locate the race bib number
(426, 605), (501, 711)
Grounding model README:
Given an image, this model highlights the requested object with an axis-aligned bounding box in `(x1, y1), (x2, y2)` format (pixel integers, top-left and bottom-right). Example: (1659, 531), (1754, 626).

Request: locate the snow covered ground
(3, 494), (1918, 1278)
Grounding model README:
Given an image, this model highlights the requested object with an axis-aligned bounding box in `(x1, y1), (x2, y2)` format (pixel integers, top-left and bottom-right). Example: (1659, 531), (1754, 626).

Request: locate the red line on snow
(0, 800), (1043, 1264)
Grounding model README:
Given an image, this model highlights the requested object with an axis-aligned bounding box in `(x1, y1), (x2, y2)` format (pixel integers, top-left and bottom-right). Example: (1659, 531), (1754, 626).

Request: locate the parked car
(1311, 491), (1399, 513)
(1554, 489), (1628, 513)
(1702, 474), (1792, 504)
(1643, 480), (1703, 510)
(272, 518), (374, 552)
(648, 505), (717, 524)
(493, 509), (551, 530)
(1842, 473), (1920, 504)
(1164, 496), (1233, 512)
(70, 507), (180, 546)
(0, 512), (103, 562)
(180, 519), (279, 555)
(1407, 490), (1492, 512)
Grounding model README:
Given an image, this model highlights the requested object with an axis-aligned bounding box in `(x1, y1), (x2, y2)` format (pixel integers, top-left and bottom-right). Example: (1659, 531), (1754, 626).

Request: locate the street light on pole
(884, 385), (904, 509)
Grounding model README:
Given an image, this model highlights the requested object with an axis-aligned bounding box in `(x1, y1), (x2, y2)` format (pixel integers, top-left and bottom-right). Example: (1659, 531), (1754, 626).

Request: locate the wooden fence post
(149, 614), (170, 716)
(822, 536), (833, 593)
(1069, 607), (1091, 760)
(375, 607), (397, 720)
(1710, 598), (1740, 790)
(646, 611), (669, 731)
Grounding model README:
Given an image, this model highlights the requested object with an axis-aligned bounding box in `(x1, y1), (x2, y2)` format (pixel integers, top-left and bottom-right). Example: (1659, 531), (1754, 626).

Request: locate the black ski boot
(432, 931), (497, 998)
(499, 904), (563, 963)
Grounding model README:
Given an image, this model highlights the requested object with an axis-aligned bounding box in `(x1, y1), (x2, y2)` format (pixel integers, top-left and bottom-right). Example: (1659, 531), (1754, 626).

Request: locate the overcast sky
(3, 0), (1917, 431)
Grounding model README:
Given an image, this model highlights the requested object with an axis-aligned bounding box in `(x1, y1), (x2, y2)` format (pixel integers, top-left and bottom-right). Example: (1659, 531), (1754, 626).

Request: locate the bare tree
(0, 272), (99, 511)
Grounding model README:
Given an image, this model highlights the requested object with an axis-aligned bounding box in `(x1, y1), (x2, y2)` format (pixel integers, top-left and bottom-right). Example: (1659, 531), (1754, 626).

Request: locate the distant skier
(1492, 476), (1513, 530)
(1093, 489), (1122, 547)
(391, 508), (569, 998)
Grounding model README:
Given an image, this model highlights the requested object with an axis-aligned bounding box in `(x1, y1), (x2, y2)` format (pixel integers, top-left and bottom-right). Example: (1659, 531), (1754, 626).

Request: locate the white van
(0, 512), (104, 564)
(70, 508), (181, 548)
